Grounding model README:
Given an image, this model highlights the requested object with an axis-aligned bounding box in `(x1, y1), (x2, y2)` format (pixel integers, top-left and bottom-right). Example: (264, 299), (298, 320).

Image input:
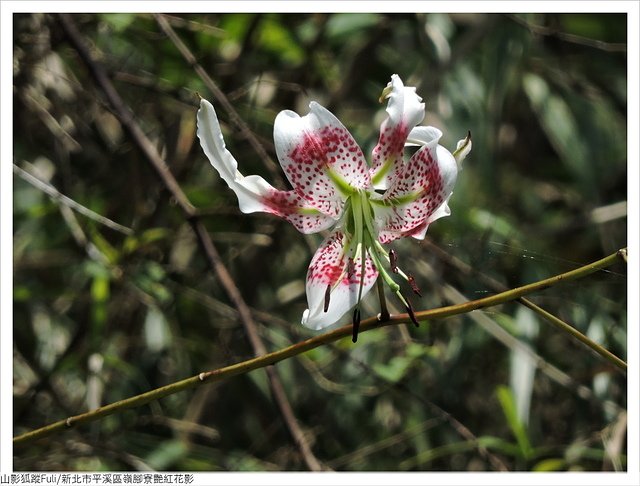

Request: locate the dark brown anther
(323, 284), (331, 313)
(352, 308), (361, 343)
(406, 299), (420, 328)
(347, 257), (355, 278)
(408, 274), (422, 297)
(389, 249), (398, 273)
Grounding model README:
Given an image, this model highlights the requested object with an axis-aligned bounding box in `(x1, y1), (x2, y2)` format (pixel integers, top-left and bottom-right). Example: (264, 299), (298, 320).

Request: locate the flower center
(340, 190), (420, 340)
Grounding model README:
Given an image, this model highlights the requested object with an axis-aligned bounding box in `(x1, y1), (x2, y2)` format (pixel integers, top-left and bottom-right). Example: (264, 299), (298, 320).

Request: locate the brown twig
(14, 248), (626, 448)
(506, 13), (627, 53)
(153, 13), (285, 187)
(13, 163), (133, 236)
(57, 13), (324, 471)
(423, 239), (627, 373)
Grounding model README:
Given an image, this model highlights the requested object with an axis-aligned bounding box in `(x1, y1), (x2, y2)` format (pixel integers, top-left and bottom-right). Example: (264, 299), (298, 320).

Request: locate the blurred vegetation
(13, 12), (627, 472)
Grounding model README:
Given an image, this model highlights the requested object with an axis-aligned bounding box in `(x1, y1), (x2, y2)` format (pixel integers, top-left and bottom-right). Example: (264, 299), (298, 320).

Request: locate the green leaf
(89, 228), (120, 265)
(496, 385), (533, 459)
(372, 355), (414, 382)
(533, 458), (566, 471)
(326, 13), (380, 39)
(257, 17), (305, 65)
(99, 13), (137, 32)
(144, 440), (187, 470)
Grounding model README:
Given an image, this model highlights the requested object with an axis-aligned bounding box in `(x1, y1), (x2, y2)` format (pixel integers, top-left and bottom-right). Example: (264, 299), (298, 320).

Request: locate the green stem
(518, 298), (627, 371)
(377, 277), (390, 321)
(13, 248), (627, 447)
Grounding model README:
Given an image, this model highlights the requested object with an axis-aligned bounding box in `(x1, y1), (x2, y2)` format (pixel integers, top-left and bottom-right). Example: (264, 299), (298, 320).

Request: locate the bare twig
(506, 13), (627, 53)
(153, 13), (284, 186)
(13, 163), (133, 236)
(57, 13), (323, 471)
(13, 247), (626, 447)
(423, 240), (627, 373)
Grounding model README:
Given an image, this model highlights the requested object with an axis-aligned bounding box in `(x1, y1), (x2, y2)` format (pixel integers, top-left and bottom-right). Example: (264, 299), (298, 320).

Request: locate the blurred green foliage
(13, 12), (626, 471)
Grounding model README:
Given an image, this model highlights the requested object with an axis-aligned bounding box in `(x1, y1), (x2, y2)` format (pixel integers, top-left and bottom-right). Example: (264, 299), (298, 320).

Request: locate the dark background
(13, 13), (627, 471)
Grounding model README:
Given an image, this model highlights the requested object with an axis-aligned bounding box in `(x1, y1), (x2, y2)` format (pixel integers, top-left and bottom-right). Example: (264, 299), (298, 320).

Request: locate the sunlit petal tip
(370, 75), (426, 190)
(405, 126), (443, 147)
(196, 98), (245, 195)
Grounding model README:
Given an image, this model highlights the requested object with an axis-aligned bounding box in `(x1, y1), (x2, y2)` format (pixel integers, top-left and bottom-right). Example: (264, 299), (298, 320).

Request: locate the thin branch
(506, 13), (627, 53)
(440, 284), (622, 416)
(327, 418), (440, 468)
(153, 13), (284, 187)
(424, 240), (627, 372)
(57, 13), (323, 472)
(327, 345), (509, 471)
(13, 163), (133, 236)
(13, 247), (626, 447)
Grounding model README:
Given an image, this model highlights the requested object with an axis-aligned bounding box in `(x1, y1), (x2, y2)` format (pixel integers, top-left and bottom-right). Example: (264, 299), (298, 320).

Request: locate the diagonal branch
(153, 13), (285, 187)
(57, 13), (323, 471)
(423, 239), (627, 373)
(13, 163), (134, 236)
(13, 247), (626, 447)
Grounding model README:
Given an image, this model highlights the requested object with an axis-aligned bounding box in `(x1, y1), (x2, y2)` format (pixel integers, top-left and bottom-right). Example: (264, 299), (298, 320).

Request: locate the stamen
(405, 298), (420, 327)
(389, 249), (398, 273)
(408, 274), (422, 297)
(376, 278), (390, 322)
(352, 308), (361, 343)
(347, 257), (355, 278)
(323, 284), (331, 312)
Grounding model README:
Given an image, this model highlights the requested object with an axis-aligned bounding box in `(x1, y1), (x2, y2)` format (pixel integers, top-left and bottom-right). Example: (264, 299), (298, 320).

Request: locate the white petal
(301, 232), (378, 330)
(373, 144), (458, 242)
(274, 102), (370, 217)
(405, 126), (442, 147)
(370, 74), (426, 190)
(197, 99), (336, 233)
(453, 132), (472, 168)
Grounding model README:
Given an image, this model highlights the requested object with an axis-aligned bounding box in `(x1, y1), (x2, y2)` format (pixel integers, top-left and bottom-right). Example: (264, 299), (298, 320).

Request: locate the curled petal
(197, 99), (336, 233)
(453, 131), (472, 168)
(370, 74), (425, 190)
(302, 232), (378, 330)
(274, 102), (370, 217)
(374, 138), (458, 243)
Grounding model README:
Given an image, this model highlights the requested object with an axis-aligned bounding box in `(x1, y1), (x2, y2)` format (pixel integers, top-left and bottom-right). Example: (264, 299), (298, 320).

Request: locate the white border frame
(2, 2), (638, 485)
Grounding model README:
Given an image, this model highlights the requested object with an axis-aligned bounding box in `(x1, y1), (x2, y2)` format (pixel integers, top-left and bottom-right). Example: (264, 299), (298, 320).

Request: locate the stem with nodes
(13, 248), (627, 448)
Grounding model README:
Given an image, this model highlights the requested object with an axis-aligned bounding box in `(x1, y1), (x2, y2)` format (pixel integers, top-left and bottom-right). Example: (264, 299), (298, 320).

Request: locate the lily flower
(197, 74), (471, 339)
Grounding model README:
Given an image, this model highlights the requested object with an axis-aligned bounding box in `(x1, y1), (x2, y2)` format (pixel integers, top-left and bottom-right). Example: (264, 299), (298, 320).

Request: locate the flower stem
(13, 248), (627, 447)
(377, 277), (390, 322)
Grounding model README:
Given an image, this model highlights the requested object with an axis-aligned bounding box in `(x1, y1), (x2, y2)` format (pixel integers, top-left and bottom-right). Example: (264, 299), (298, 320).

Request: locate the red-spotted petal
(370, 74), (425, 190)
(197, 99), (337, 233)
(302, 231), (378, 330)
(274, 102), (370, 217)
(374, 134), (458, 243)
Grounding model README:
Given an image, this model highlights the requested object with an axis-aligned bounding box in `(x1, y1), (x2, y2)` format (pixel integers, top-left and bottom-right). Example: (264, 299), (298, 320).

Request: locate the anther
(324, 284), (331, 313)
(405, 299), (420, 327)
(408, 274), (422, 297)
(352, 308), (361, 343)
(389, 249), (398, 273)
